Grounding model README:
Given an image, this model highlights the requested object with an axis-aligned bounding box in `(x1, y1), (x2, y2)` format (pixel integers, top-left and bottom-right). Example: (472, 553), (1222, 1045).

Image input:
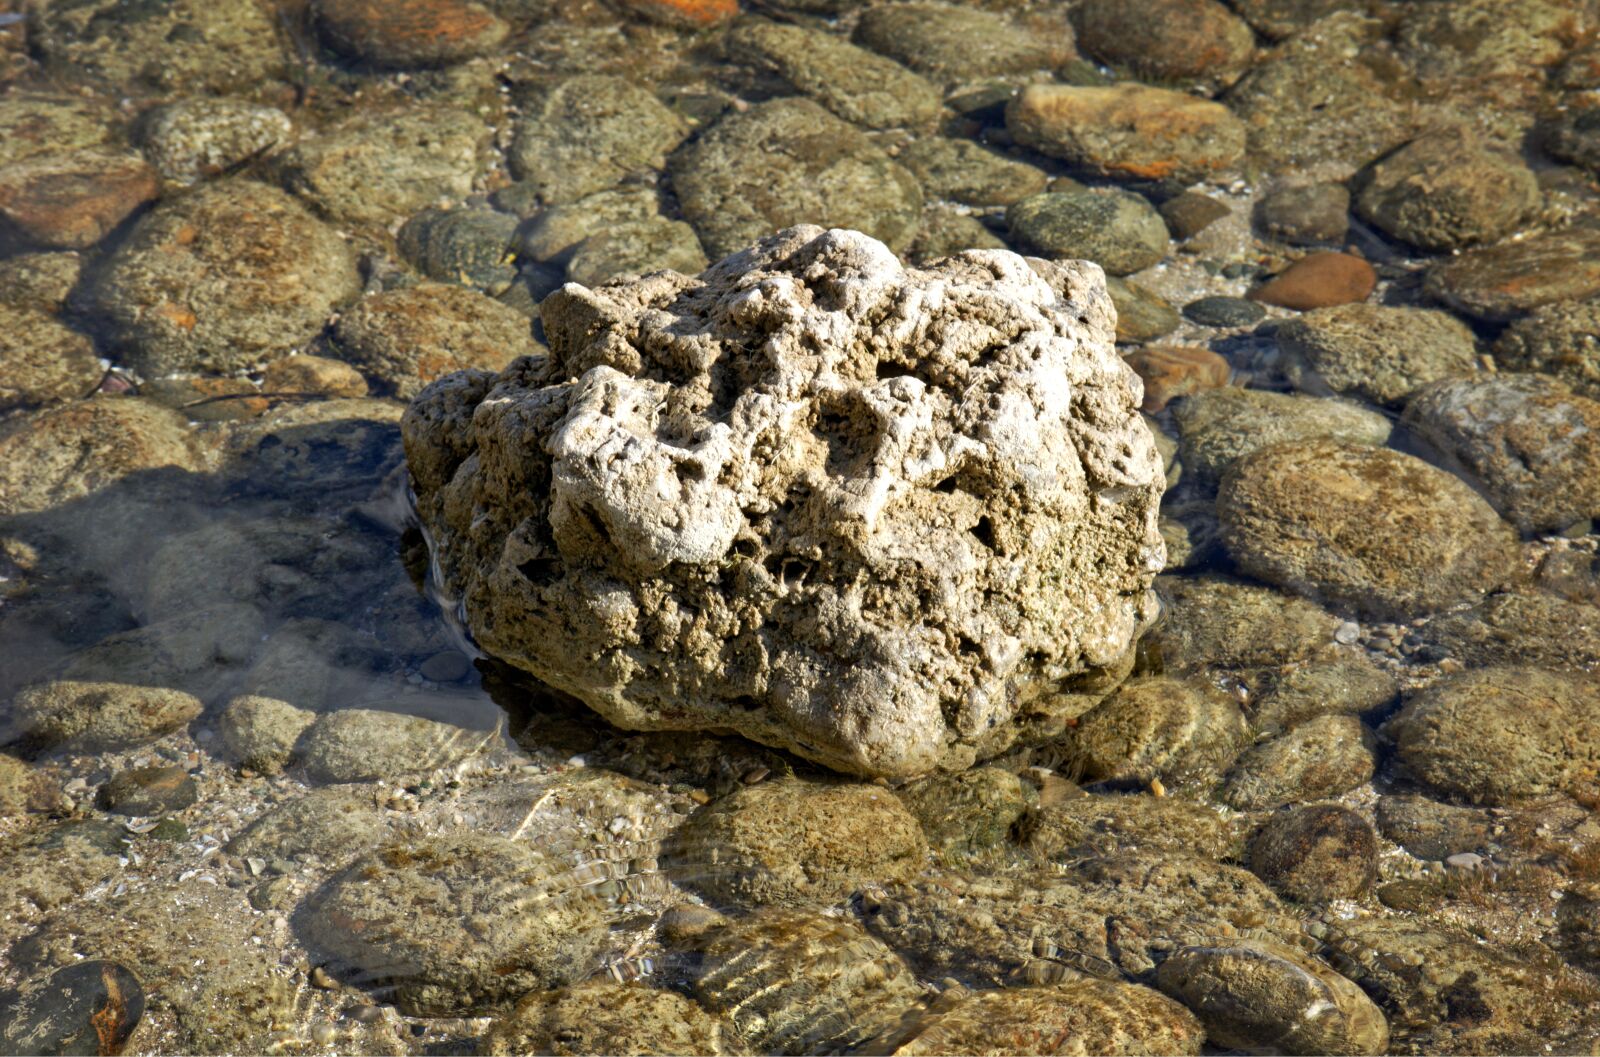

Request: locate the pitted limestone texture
(404, 225), (1166, 777)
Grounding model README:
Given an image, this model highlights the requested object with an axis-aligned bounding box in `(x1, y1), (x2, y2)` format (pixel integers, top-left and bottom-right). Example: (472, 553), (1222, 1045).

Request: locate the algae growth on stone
(404, 224), (1165, 777)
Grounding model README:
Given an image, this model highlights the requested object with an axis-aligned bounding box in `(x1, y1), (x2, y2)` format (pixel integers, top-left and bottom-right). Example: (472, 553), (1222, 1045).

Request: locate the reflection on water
(1, 0), (1600, 1054)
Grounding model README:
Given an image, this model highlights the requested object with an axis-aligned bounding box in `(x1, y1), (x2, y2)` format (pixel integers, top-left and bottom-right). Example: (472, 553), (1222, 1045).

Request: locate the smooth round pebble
(312, 0), (509, 69)
(1425, 226), (1600, 321)
(1123, 345), (1231, 413)
(897, 767), (1029, 856)
(1217, 439), (1517, 619)
(1385, 667), (1600, 805)
(1250, 253), (1376, 310)
(1248, 803), (1379, 902)
(0, 961), (145, 1057)
(1058, 677), (1249, 796)
(1277, 303), (1479, 407)
(1403, 374), (1600, 534)
(480, 978), (746, 1056)
(509, 75), (688, 207)
(667, 777), (926, 910)
(1182, 296), (1265, 328)
(140, 98), (293, 184)
(1494, 297), (1600, 399)
(296, 708), (492, 784)
(332, 283), (540, 399)
(1072, 0), (1252, 89)
(91, 180), (360, 376)
(1173, 388), (1391, 489)
(670, 98), (922, 258)
(1155, 938), (1388, 1056)
(94, 765), (198, 816)
(1255, 182), (1351, 245)
(298, 832), (617, 1015)
(1354, 126), (1538, 252)
(217, 694), (317, 775)
(1142, 574), (1341, 672)
(11, 680), (203, 754)
(1222, 714), (1376, 811)
(890, 979), (1204, 1056)
(1007, 189), (1169, 276)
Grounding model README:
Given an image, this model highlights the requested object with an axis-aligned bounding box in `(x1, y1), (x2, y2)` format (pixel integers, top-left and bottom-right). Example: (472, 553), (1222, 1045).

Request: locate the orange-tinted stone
(1250, 252), (1376, 311)
(613, 0), (740, 28)
(261, 354), (369, 399)
(1124, 344), (1232, 412)
(0, 151), (159, 250)
(1006, 83), (1246, 184)
(314, 0), (509, 68)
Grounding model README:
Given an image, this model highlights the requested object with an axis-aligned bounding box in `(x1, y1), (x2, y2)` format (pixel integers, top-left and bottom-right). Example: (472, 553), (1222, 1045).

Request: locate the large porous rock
(404, 225), (1166, 778)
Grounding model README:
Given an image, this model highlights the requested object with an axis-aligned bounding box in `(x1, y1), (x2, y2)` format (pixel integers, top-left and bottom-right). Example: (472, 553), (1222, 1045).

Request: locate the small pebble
(1250, 252), (1376, 310)
(1183, 295), (1266, 328)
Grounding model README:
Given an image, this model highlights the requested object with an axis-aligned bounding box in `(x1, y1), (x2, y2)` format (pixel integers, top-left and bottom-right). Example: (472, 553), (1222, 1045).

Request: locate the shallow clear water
(2, 1), (1600, 1054)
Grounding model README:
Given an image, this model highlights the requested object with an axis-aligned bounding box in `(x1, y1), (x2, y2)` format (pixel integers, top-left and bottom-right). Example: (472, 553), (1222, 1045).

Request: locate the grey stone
(508, 75), (688, 206)
(1222, 714), (1376, 810)
(140, 97), (293, 184)
(667, 777), (926, 909)
(670, 99), (924, 258)
(1007, 189), (1169, 276)
(724, 18), (939, 130)
(565, 217), (707, 286)
(296, 707), (493, 783)
(1255, 183), (1351, 245)
(217, 694), (317, 775)
(12, 681), (202, 754)
(1278, 303), (1479, 407)
(1142, 574), (1341, 673)
(898, 137), (1048, 208)
(1354, 126), (1539, 251)
(852, 3), (1063, 82)
(1385, 667), (1600, 805)
(1247, 803), (1379, 902)
(396, 206), (520, 295)
(1494, 297), (1600, 399)
(1403, 374), (1600, 533)
(1173, 388), (1391, 489)
(298, 832), (634, 1015)
(1156, 939), (1388, 1055)
(278, 106), (490, 227)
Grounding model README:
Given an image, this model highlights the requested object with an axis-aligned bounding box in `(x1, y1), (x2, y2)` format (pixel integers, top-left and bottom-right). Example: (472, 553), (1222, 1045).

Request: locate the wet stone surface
(2, 2), (1600, 1053)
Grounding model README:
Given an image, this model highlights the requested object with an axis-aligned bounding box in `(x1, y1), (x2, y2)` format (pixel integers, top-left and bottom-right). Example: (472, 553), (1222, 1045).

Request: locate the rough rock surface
(404, 225), (1165, 777)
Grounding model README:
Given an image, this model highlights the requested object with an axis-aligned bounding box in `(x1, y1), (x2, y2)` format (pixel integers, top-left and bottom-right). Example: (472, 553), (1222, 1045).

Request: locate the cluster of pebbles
(2, 0), (1600, 1054)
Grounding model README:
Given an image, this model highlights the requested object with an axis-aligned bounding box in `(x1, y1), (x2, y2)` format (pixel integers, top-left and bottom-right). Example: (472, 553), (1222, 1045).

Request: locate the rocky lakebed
(2, 0), (1600, 1054)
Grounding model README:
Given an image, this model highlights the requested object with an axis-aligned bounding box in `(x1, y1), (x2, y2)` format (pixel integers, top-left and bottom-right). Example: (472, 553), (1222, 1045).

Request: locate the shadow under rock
(0, 411), (504, 751)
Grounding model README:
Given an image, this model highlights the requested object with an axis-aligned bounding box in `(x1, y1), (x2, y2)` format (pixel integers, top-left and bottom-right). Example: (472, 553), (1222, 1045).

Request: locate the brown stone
(332, 282), (540, 398)
(313, 0), (509, 68)
(1424, 226), (1600, 321)
(139, 376), (269, 421)
(1006, 84), (1246, 184)
(261, 354), (369, 399)
(0, 152), (159, 250)
(0, 304), (102, 412)
(613, 0), (739, 27)
(1124, 345), (1231, 413)
(1250, 252), (1375, 311)
(1073, 0), (1256, 90)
